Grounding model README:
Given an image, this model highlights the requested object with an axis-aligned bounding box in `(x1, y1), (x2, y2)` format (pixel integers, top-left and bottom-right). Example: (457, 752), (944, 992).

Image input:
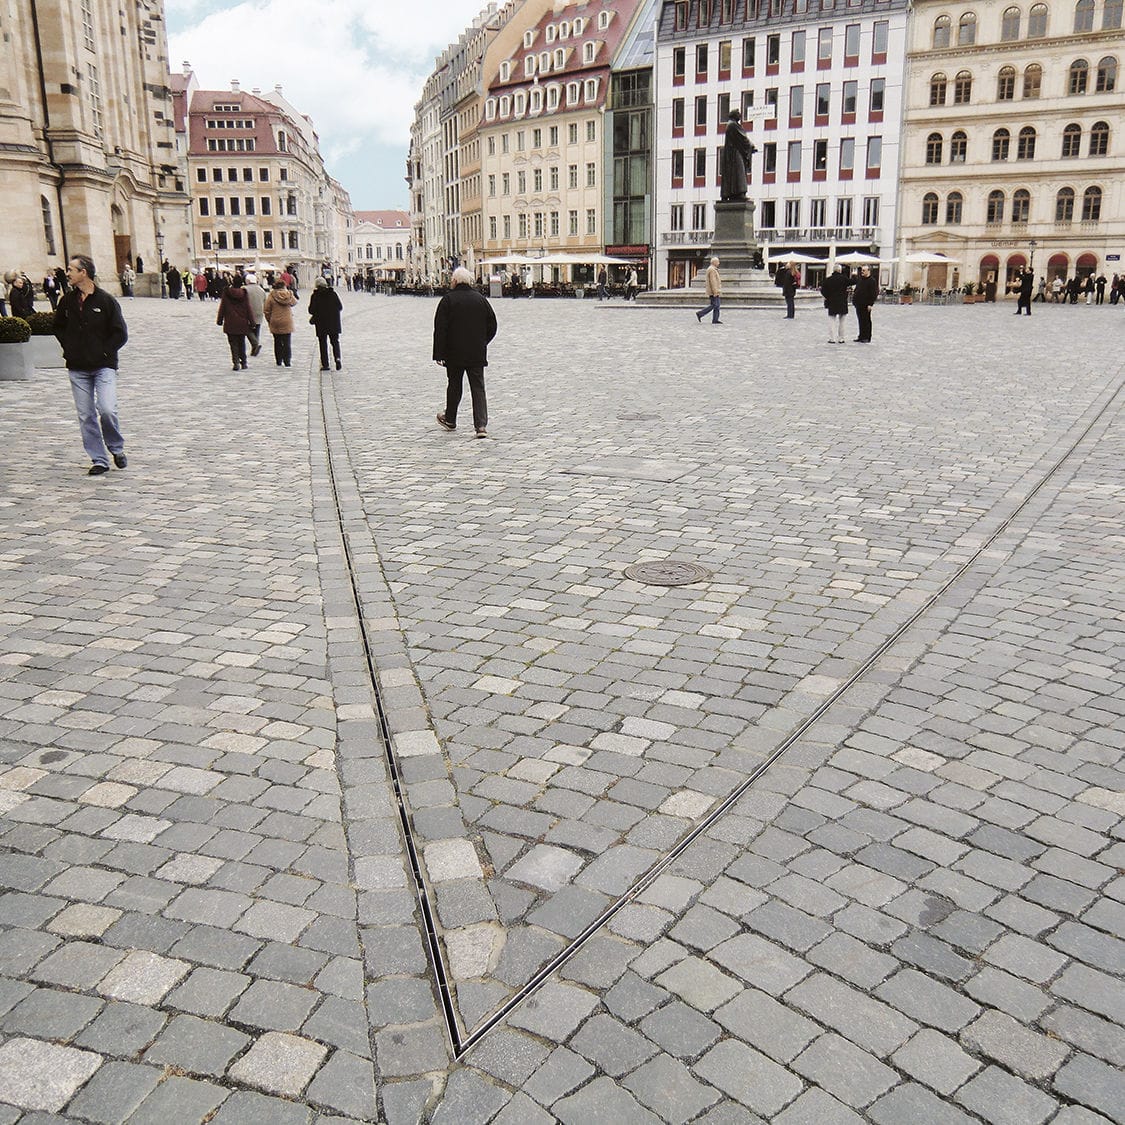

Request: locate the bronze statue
(720, 110), (757, 202)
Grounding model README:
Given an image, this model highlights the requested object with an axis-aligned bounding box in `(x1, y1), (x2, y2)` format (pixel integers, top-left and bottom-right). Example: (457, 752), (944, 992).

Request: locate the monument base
(635, 200), (821, 310)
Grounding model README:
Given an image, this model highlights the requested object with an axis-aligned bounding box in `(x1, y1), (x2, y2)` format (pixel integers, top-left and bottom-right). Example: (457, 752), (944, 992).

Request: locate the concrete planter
(0, 342), (34, 380)
(28, 334), (65, 369)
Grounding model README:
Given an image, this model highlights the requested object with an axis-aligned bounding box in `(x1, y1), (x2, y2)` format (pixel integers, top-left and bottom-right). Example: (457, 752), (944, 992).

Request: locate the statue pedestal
(711, 200), (758, 271)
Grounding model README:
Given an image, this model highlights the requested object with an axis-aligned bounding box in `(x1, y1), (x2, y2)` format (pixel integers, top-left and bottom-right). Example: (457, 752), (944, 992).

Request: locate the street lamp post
(155, 231), (166, 298)
(1029, 238), (1038, 277)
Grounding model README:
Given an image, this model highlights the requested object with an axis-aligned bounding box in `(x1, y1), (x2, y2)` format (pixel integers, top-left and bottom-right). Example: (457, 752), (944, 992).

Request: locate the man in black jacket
(434, 268), (497, 438)
(852, 266), (879, 342)
(1015, 268), (1033, 316)
(53, 255), (129, 476)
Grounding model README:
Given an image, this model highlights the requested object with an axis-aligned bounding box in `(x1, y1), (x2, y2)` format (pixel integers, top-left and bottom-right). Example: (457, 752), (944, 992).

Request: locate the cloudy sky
(165, 0), (487, 211)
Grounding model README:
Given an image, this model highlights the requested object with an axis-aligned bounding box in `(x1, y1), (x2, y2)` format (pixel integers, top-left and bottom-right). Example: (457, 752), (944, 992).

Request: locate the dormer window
(499, 60), (510, 82)
(540, 51), (550, 73)
(554, 47), (565, 68)
(547, 84), (560, 109)
(530, 88), (543, 112)
(499, 94), (511, 116)
(514, 91), (526, 115)
(546, 24), (556, 42)
(485, 98), (496, 120)
(583, 41), (597, 63)
(525, 55), (536, 77)
(598, 10), (611, 29)
(573, 17), (585, 34)
(567, 81), (580, 104)
(559, 20), (569, 36)
(523, 29), (535, 47)
(584, 77), (598, 100)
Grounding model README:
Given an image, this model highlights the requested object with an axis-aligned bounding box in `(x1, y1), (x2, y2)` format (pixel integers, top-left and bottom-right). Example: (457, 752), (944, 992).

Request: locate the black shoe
(335, 360), (342, 370)
(436, 413), (456, 431)
(250, 346), (261, 357)
(88, 463), (109, 476)
(112, 452), (127, 469)
(241, 361), (248, 369)
(233, 364), (240, 371)
(713, 321), (723, 324)
(476, 428), (488, 439)
(696, 312), (703, 322)
(320, 366), (330, 371)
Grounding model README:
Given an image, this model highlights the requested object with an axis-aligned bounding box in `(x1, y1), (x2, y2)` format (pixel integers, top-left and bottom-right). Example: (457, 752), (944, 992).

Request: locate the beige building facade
(899, 0), (1125, 291)
(0, 0), (190, 290)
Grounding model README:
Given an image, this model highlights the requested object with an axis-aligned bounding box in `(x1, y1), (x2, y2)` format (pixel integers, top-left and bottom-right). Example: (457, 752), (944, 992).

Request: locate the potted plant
(23, 311), (64, 369)
(963, 282), (977, 304)
(900, 283), (915, 305)
(0, 315), (33, 381)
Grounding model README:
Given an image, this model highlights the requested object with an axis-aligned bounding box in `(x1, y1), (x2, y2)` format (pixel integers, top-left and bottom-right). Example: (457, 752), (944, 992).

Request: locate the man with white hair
(434, 267), (497, 438)
(695, 257), (722, 324)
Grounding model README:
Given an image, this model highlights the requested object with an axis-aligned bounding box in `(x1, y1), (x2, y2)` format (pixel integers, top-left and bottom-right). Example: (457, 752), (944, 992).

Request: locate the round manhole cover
(623, 560), (713, 586)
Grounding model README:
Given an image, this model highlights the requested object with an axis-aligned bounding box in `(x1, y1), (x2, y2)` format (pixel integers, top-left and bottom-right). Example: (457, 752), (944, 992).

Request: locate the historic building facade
(407, 72), (444, 284)
(353, 210), (410, 282)
(899, 0), (1124, 291)
(478, 0), (647, 269)
(653, 0), (910, 289)
(1, 0), (190, 289)
(178, 72), (353, 284)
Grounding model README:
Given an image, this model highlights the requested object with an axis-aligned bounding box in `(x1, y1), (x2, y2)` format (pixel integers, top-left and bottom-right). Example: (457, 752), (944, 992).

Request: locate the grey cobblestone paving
(1, 294), (1122, 1122)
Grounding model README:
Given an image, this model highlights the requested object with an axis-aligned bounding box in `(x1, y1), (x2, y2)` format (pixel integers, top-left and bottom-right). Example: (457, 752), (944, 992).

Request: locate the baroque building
(0, 0), (190, 290)
(353, 210), (410, 283)
(653, 0), (909, 289)
(177, 70), (353, 284)
(899, 0), (1124, 291)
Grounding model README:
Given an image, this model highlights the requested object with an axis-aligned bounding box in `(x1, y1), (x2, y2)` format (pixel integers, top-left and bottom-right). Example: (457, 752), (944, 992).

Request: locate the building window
(586, 162), (596, 187)
(549, 166), (559, 190)
(1105, 0), (1124, 26)
(87, 63), (104, 138)
(1028, 2), (1049, 35)
(41, 196), (56, 255)
(788, 140), (802, 174)
(945, 192), (963, 223)
(550, 211), (559, 236)
(673, 46), (686, 79)
(199, 198), (210, 216)
(692, 202), (708, 229)
(696, 43), (709, 75)
(504, 215), (512, 238)
(1023, 64), (1042, 97)
(232, 231), (242, 250)
(986, 190), (1005, 223)
(839, 137), (854, 172)
(216, 231), (228, 249)
(230, 198), (240, 216)
(1012, 188), (1031, 222)
(719, 40), (732, 71)
(1069, 59), (1089, 94)
(743, 37), (755, 69)
(759, 200), (776, 227)
(870, 79), (885, 114)
(1055, 186), (1075, 220)
(954, 71), (972, 103)
(1089, 120), (1109, 155)
(816, 83), (830, 116)
(958, 12), (976, 44)
(718, 92), (731, 122)
(741, 89), (755, 117)
(1075, 0), (1095, 31)
(586, 209), (596, 234)
(694, 148), (707, 178)
(784, 198), (801, 227)
(765, 88), (778, 117)
(817, 27), (832, 64)
(80, 0), (96, 50)
(517, 170), (526, 193)
(950, 130), (967, 162)
(810, 197), (827, 226)
(1017, 126), (1036, 160)
(863, 196), (880, 226)
(568, 164), (578, 188)
(926, 133), (943, 164)
(202, 232), (212, 251)
(1095, 56), (1117, 92)
(790, 85), (804, 120)
(836, 197), (853, 226)
(844, 23), (860, 57)
(215, 197), (226, 216)
(1001, 5), (1021, 38)
(568, 210), (577, 236)
(695, 95), (708, 128)
(997, 67), (1016, 100)
(933, 14), (951, 47)
(791, 29), (806, 65)
(813, 139), (828, 171)
(992, 128), (1011, 160)
(261, 197), (271, 215)
(672, 98), (684, 130)
(533, 168), (542, 191)
(1082, 185), (1101, 219)
(247, 231), (257, 250)
(518, 214), (527, 238)
(670, 203), (684, 231)
(763, 142), (777, 173)
(767, 34), (780, 65)
(842, 81), (856, 114)
(929, 73), (947, 105)
(263, 231), (273, 250)
(259, 168), (269, 181)
(866, 136), (882, 171)
(873, 20), (888, 56)
(1062, 123), (1082, 157)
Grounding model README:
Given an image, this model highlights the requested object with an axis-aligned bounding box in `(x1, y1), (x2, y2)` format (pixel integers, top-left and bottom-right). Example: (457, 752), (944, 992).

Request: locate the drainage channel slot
(320, 363), (1123, 1064)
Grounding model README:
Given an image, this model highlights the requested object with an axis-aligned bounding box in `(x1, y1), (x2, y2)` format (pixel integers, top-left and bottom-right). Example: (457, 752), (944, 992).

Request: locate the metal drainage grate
(623, 560), (713, 586)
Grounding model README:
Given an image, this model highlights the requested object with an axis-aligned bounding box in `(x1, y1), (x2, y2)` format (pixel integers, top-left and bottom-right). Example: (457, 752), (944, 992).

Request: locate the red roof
(354, 210), (410, 228)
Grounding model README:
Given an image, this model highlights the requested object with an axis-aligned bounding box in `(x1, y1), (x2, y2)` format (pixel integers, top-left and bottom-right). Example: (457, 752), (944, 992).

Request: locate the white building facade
(653, 0), (909, 288)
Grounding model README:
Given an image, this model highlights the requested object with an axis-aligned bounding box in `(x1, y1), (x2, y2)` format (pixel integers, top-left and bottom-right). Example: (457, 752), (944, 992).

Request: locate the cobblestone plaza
(1, 294), (1122, 1123)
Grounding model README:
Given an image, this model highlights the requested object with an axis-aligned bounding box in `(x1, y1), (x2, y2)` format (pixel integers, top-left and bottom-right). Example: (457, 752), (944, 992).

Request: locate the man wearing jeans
(696, 257), (722, 324)
(53, 255), (129, 476)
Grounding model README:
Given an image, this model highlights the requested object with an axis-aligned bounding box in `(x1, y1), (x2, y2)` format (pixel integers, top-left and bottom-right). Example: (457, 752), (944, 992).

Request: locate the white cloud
(167, 0), (486, 199)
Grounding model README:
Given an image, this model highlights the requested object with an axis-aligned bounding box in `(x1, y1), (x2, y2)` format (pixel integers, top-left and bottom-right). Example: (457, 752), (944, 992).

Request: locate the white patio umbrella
(765, 251), (824, 264)
(903, 251), (960, 264)
(835, 251), (885, 265)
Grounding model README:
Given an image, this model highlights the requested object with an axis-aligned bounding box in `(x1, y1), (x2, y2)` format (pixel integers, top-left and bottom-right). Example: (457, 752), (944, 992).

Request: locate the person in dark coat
(778, 265), (798, 319)
(308, 277), (343, 370)
(7, 272), (35, 317)
(216, 275), (254, 370)
(1015, 268), (1033, 316)
(53, 254), (129, 475)
(852, 266), (879, 341)
(166, 263), (182, 299)
(820, 265), (852, 343)
(433, 267), (497, 438)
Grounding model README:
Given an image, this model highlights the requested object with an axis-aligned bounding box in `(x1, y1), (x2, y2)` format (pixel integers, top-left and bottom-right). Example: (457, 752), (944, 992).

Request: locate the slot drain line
(319, 363), (1122, 1062)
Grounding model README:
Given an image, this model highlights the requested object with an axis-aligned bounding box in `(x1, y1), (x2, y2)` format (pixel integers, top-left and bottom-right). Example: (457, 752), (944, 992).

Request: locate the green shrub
(0, 316), (32, 344)
(24, 311), (57, 336)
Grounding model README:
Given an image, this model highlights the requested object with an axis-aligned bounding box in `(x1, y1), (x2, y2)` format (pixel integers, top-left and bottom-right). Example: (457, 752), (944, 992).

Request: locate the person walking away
(120, 264), (135, 298)
(193, 271), (209, 301)
(216, 274), (254, 370)
(820, 264), (851, 343)
(53, 254), (129, 476)
(434, 266), (497, 438)
(852, 266), (879, 340)
(1095, 274), (1106, 305)
(1083, 275), (1095, 305)
(1015, 268), (1033, 316)
(1033, 276), (1046, 303)
(696, 257), (723, 324)
(308, 277), (343, 370)
(8, 272), (35, 317)
(243, 272), (265, 357)
(778, 265), (798, 319)
(1111, 274), (1121, 305)
(596, 266), (608, 301)
(263, 278), (297, 366)
(43, 271), (60, 310)
(1067, 276), (1080, 304)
